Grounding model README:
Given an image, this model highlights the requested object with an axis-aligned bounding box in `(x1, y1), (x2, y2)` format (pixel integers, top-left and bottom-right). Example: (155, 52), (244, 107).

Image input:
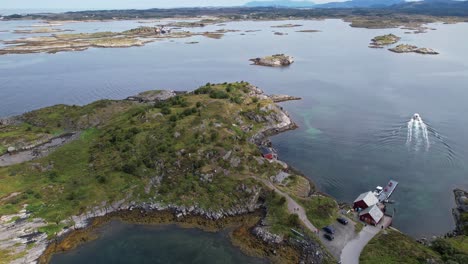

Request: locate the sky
(1, 0), (338, 10)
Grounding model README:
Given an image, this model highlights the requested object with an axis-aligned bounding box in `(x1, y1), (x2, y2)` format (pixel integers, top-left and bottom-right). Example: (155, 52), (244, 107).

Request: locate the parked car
(323, 226), (335, 234)
(324, 233), (334, 241)
(337, 217), (349, 225)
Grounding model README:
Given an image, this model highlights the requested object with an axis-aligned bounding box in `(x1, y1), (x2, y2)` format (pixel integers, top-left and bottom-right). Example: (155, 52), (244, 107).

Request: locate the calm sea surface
(50, 221), (265, 264)
(1, 19), (467, 241)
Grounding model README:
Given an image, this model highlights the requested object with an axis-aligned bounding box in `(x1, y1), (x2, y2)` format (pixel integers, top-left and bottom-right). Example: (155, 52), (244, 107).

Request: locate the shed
(353, 191), (379, 210)
(359, 204), (384, 226)
(260, 146), (277, 160)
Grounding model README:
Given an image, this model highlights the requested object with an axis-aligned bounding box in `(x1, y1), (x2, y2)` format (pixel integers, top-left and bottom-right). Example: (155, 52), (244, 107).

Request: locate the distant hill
(244, 0), (316, 7)
(389, 0), (468, 16)
(316, 0), (405, 8)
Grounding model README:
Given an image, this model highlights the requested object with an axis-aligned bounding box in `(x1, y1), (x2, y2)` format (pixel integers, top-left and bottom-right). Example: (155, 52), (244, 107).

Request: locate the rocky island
(0, 82), (339, 264)
(250, 54), (294, 67)
(369, 34), (401, 48)
(271, 24), (303, 28)
(389, 44), (439, 55)
(0, 26), (229, 55)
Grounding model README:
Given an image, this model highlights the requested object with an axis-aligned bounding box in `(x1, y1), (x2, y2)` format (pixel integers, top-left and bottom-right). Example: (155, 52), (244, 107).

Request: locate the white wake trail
(420, 121), (430, 150)
(406, 114), (430, 151)
(406, 120), (413, 145)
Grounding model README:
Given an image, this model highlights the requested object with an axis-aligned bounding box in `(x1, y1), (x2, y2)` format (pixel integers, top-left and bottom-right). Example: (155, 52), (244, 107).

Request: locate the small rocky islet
(369, 34), (439, 55)
(249, 54), (294, 67)
(369, 33), (401, 48)
(389, 44), (439, 55)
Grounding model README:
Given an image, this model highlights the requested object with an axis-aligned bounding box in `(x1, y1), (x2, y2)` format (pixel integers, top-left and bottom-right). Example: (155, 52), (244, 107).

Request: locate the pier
(377, 180), (398, 202)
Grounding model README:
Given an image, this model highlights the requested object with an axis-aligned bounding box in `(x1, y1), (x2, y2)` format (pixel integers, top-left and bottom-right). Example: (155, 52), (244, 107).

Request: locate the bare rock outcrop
(250, 54), (294, 67)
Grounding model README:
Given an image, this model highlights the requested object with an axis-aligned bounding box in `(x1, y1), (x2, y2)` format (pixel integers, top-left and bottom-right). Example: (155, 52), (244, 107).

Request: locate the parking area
(318, 216), (357, 259)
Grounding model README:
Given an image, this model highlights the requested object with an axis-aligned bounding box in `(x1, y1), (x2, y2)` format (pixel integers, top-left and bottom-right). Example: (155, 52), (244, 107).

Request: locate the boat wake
(357, 113), (460, 167)
(406, 113), (430, 151)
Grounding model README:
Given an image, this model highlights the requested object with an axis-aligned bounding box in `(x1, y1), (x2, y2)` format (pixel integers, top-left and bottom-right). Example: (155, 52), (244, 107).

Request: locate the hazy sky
(1, 0), (338, 10)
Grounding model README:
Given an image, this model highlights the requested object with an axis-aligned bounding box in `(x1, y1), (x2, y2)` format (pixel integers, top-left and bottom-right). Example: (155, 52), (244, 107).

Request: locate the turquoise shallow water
(50, 221), (265, 264)
(1, 19), (468, 238)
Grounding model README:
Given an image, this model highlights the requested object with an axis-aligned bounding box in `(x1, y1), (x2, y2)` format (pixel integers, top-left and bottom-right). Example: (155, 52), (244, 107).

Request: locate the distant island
(369, 34), (401, 48)
(0, 26), (229, 55)
(389, 44), (439, 55)
(368, 34), (439, 55)
(250, 54), (295, 67)
(245, 0), (316, 8)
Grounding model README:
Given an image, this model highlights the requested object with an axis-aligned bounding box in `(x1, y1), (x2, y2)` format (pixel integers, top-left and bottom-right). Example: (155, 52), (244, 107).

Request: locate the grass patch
(0, 249), (26, 264)
(444, 236), (468, 255)
(264, 190), (300, 236)
(297, 195), (338, 228)
(431, 236), (468, 263)
(361, 229), (441, 264)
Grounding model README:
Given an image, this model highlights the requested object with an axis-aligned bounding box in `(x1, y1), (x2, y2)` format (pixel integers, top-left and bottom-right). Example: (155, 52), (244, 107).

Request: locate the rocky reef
(250, 54), (294, 67)
(389, 44), (439, 55)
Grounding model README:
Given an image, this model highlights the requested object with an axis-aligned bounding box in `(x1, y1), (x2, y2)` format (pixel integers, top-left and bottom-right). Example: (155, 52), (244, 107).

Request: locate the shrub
(169, 115), (178, 122)
(194, 86), (213, 95)
(161, 107), (171, 115)
(209, 90), (229, 99)
(96, 175), (107, 184)
(287, 214), (300, 227)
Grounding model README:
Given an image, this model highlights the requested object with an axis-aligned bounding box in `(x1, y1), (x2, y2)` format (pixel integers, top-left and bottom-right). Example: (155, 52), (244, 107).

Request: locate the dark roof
(359, 204), (384, 223)
(260, 146), (272, 155)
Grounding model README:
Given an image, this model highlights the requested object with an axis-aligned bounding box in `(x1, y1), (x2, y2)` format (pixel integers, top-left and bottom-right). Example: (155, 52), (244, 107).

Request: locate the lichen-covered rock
(126, 90), (177, 102)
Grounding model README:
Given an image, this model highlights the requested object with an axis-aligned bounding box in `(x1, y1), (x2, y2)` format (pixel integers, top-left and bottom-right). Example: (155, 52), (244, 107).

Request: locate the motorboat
(412, 113), (422, 122)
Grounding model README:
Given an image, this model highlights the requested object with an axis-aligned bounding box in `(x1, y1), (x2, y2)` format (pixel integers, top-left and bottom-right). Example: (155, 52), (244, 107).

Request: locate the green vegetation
(0, 82), (290, 224)
(371, 34), (401, 46)
(297, 195), (338, 228)
(264, 190), (300, 235)
(0, 82), (334, 263)
(0, 100), (133, 156)
(431, 237), (468, 263)
(0, 249), (25, 264)
(461, 212), (468, 235)
(361, 229), (442, 264)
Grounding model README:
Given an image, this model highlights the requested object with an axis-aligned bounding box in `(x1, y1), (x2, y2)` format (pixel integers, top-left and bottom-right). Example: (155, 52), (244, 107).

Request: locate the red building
(359, 204), (384, 226)
(260, 146), (277, 160)
(353, 191), (379, 210)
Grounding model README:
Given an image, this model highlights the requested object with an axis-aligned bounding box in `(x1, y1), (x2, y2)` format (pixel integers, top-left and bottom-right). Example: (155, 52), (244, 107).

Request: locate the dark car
(323, 226), (335, 234)
(324, 233), (334, 241)
(337, 217), (349, 225)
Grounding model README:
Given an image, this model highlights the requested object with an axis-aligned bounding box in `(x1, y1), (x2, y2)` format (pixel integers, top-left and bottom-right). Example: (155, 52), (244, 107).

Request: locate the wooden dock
(378, 180), (398, 202)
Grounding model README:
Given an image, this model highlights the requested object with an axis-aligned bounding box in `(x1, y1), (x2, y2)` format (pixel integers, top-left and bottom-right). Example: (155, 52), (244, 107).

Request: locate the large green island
(0, 82), (339, 263)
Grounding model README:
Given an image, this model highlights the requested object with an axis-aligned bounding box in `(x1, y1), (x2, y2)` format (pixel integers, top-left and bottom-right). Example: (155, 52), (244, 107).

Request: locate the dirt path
(340, 225), (380, 264)
(256, 177), (318, 233)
